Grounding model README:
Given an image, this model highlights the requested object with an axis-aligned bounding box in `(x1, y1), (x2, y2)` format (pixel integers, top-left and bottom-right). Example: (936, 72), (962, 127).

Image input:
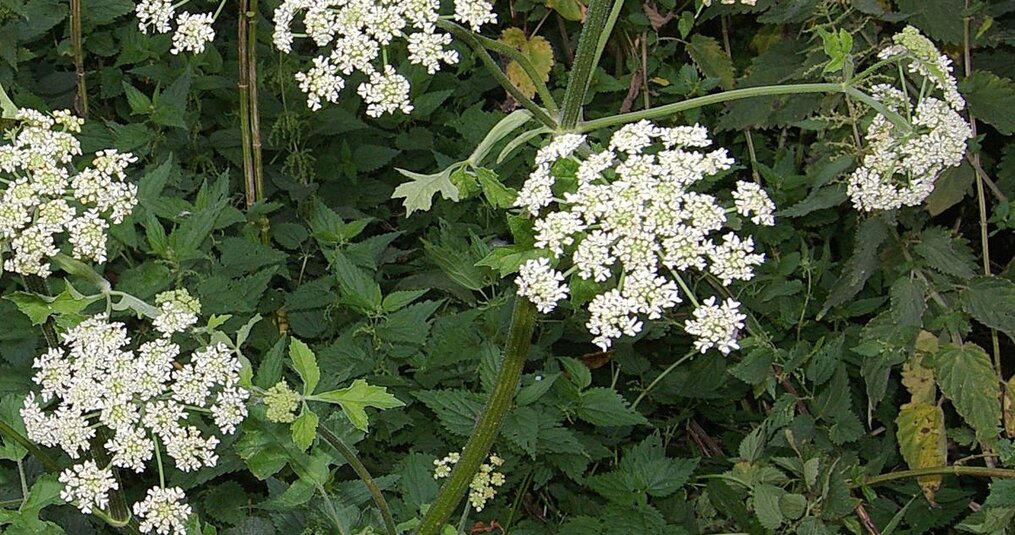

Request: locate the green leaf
(0, 82), (16, 119)
(291, 407), (319, 450)
(392, 166), (461, 216)
(122, 82), (152, 115)
(310, 379), (405, 432)
(816, 27), (853, 74)
(5, 289), (103, 326)
(687, 34), (735, 89)
(819, 217), (889, 318)
(752, 483), (786, 531)
(332, 251), (382, 312)
(896, 401), (947, 502)
(913, 228), (977, 280)
(577, 388), (649, 427)
(414, 389), (484, 436)
(961, 276), (1015, 344)
(961, 71), (1015, 135)
(474, 168), (517, 208)
(382, 289), (428, 312)
(896, 0), (965, 43)
(546, 0), (584, 20)
(930, 343), (1001, 443)
(288, 338), (320, 396)
(925, 161), (974, 216)
(255, 336), (287, 389)
(559, 356), (592, 390)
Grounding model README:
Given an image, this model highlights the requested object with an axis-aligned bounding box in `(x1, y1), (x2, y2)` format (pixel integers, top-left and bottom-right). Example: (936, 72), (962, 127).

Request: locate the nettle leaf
(392, 166), (460, 216)
(332, 251), (382, 312)
(961, 276), (1015, 343)
(752, 483), (786, 531)
(288, 337), (320, 396)
(311, 379), (405, 432)
(414, 389), (484, 436)
(902, 332), (939, 404)
(960, 71), (1015, 135)
(500, 27), (554, 99)
(577, 388), (648, 427)
(819, 217), (888, 319)
(896, 0), (964, 43)
(687, 34), (735, 89)
(913, 227), (976, 280)
(896, 401), (947, 502)
(931, 343), (1001, 443)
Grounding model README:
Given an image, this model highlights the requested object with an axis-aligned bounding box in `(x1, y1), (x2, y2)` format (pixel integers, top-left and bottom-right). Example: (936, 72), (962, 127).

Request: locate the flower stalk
(415, 297), (537, 535)
(559, 0), (612, 129)
(317, 426), (397, 535)
(70, 0), (88, 117)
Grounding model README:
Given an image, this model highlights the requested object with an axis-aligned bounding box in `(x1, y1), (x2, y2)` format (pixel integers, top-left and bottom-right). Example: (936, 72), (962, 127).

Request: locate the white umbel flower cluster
(153, 289), (202, 334)
(847, 27), (973, 211)
(433, 452), (505, 512)
(515, 121), (774, 351)
(271, 0), (496, 114)
(135, 0), (216, 56)
(20, 311), (247, 530)
(0, 109), (137, 277)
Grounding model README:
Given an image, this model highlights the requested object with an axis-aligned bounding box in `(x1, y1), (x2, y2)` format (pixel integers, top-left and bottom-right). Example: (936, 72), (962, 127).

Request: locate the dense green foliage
(2, 0), (1015, 534)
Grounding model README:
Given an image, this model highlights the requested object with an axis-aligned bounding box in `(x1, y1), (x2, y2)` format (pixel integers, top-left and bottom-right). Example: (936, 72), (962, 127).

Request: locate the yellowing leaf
(500, 28), (554, 100)
(1005, 376), (1015, 438)
(896, 402), (947, 503)
(902, 331), (938, 404)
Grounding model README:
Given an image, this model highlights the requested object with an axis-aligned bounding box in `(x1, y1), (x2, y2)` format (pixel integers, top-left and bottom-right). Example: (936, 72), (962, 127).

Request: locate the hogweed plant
(4, 0), (1012, 533)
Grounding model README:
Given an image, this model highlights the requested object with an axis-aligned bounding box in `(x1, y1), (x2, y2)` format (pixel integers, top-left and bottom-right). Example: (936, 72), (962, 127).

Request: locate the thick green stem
(437, 20), (559, 118)
(592, 0), (623, 80)
(318, 426), (397, 535)
(415, 297), (538, 535)
(856, 466), (1015, 487)
(438, 21), (557, 129)
(70, 0), (87, 117)
(575, 83), (907, 133)
(559, 0), (612, 129)
(0, 419), (61, 472)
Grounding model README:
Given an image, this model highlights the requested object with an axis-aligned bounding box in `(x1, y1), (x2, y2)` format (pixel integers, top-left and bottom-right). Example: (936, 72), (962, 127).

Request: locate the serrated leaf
(752, 483), (785, 530)
(332, 251), (382, 312)
(474, 167), (517, 208)
(960, 71), (1015, 135)
(931, 343), (1001, 443)
(291, 408), (319, 450)
(913, 227), (976, 279)
(0, 83), (16, 119)
(577, 388), (648, 427)
(896, 401), (947, 502)
(890, 277), (926, 327)
(819, 217), (889, 318)
(896, 0), (965, 43)
(311, 379), (405, 432)
(961, 276), (1015, 344)
(289, 338), (320, 396)
(392, 166), (461, 216)
(687, 34), (735, 89)
(414, 389), (484, 436)
(500, 28), (554, 99)
(382, 289), (428, 312)
(5, 289), (103, 326)
(925, 161), (974, 216)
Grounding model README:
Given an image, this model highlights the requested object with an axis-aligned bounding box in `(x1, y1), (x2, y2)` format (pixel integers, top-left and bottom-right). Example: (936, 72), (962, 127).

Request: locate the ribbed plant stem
(238, 0), (257, 210)
(559, 0), (612, 129)
(575, 83), (904, 133)
(318, 426), (397, 535)
(70, 0), (87, 117)
(857, 466), (1015, 487)
(415, 298), (537, 535)
(0, 419), (60, 472)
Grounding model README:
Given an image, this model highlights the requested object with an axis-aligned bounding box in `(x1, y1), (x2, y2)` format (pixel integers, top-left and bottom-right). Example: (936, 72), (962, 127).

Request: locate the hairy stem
(0, 419), (60, 472)
(437, 20), (559, 118)
(415, 297), (537, 535)
(857, 466), (1015, 487)
(318, 426), (397, 535)
(631, 349), (697, 409)
(575, 83), (905, 133)
(559, 0), (612, 129)
(438, 21), (557, 129)
(70, 0), (87, 117)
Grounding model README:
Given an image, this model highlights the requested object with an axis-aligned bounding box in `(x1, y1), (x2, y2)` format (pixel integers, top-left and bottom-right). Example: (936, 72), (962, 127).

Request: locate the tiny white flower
(59, 460), (118, 514)
(516, 257), (569, 313)
(134, 486), (192, 534)
(171, 12), (215, 55)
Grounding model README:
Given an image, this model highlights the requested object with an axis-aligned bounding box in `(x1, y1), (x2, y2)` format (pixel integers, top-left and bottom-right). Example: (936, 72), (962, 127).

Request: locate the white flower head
(134, 486), (192, 534)
(59, 461), (119, 514)
(357, 65), (414, 117)
(171, 12), (215, 55)
(514, 121), (771, 351)
(153, 289), (201, 335)
(685, 297), (747, 355)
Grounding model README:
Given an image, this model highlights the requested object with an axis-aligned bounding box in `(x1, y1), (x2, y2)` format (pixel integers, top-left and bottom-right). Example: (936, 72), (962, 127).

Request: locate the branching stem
(317, 426), (397, 535)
